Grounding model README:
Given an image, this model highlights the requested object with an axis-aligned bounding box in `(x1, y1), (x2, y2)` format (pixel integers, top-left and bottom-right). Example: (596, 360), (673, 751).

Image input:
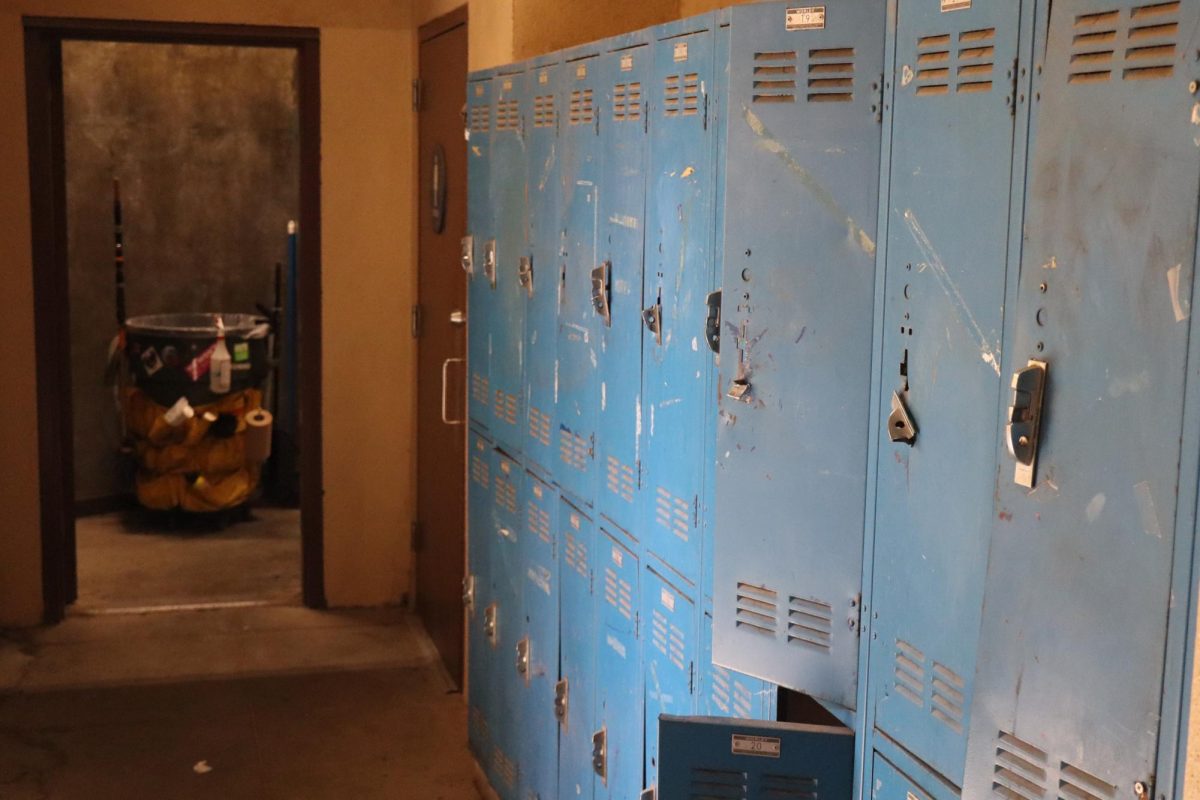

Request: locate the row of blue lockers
(462, 0), (1200, 798)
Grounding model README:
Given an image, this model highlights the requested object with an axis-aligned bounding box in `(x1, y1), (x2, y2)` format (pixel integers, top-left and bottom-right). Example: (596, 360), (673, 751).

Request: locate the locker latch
(484, 603), (498, 645)
(1006, 359), (1048, 488)
(591, 727), (607, 783)
(462, 574), (476, 615)
(554, 678), (569, 723)
(888, 391), (917, 445)
(518, 256), (534, 297)
(483, 239), (497, 288)
(460, 235), (474, 275)
(591, 261), (612, 326)
(642, 302), (662, 346)
(515, 637), (530, 683)
(705, 290), (722, 353)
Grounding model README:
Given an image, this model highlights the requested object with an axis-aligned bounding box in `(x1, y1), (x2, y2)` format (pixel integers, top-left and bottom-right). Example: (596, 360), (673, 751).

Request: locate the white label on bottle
(731, 734), (781, 758)
(786, 6), (826, 30)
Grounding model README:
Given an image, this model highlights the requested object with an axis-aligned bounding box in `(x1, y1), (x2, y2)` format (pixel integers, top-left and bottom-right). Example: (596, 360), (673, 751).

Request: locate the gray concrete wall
(63, 41), (299, 504)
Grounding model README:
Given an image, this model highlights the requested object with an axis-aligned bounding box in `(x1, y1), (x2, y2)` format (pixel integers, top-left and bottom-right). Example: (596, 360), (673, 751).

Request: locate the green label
(233, 342), (250, 363)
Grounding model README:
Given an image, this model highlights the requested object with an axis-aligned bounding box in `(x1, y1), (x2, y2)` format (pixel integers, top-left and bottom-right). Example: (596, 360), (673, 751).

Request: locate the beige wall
(512, 0), (679, 59)
(0, 0), (418, 624)
(415, 0), (514, 72)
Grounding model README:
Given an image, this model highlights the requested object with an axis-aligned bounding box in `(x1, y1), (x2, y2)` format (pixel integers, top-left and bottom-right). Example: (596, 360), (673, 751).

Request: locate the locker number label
(612, 546), (623, 567)
(539, 70), (548, 85)
(941, 0), (971, 9)
(786, 6), (825, 30)
(576, 63), (588, 79)
(674, 42), (689, 62)
(660, 587), (675, 611)
(621, 53), (634, 72)
(731, 734), (781, 758)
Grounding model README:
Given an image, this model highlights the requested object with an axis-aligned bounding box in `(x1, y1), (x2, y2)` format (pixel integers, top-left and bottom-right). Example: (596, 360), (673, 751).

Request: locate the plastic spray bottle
(210, 316), (232, 395)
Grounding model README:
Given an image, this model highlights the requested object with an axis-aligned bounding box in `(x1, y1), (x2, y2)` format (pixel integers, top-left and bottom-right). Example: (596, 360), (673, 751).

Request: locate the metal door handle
(449, 310), (466, 325)
(441, 357), (465, 425)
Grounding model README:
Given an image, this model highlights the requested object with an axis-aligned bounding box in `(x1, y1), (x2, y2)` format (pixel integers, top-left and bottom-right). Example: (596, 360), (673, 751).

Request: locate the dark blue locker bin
(467, 427), (496, 767)
(963, 1), (1200, 796)
(711, 0), (886, 709)
(865, 0), (1033, 786)
(466, 72), (494, 428)
(700, 604), (775, 722)
(594, 527), (642, 800)
(640, 15), (722, 589)
(642, 558), (698, 794)
(524, 55), (562, 479)
(489, 449), (524, 799)
(555, 45), (604, 508)
(657, 716), (854, 800)
(595, 31), (652, 538)
(558, 498), (597, 800)
(489, 68), (529, 455)
(519, 471), (560, 800)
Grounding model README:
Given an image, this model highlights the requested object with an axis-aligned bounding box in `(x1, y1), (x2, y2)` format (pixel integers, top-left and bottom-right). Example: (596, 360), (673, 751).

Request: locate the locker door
(467, 74), (494, 427)
(559, 499), (597, 800)
(489, 69), (529, 454)
(595, 35), (651, 538)
(712, 0), (886, 710)
(964, 1), (1200, 796)
(871, 752), (957, 800)
(524, 58), (562, 478)
(701, 605), (775, 722)
(467, 427), (496, 765)
(520, 472), (559, 800)
(643, 560), (698, 793)
(594, 529), (642, 800)
(556, 50), (603, 506)
(490, 449), (524, 798)
(641, 17), (720, 589)
(867, 0), (1030, 786)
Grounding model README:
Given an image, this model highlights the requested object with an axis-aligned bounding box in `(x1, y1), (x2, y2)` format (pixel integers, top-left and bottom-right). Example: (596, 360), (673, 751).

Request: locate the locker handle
(518, 256), (534, 297)
(441, 358), (465, 426)
(592, 727), (607, 783)
(642, 302), (662, 346)
(460, 235), (474, 275)
(483, 239), (497, 288)
(1006, 359), (1047, 488)
(515, 637), (530, 682)
(705, 290), (722, 353)
(462, 574), (476, 614)
(888, 391), (917, 445)
(554, 678), (569, 723)
(591, 261), (612, 326)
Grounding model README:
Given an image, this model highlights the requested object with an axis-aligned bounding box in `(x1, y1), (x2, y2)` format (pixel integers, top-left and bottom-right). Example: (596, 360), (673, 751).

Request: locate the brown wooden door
(416, 10), (469, 686)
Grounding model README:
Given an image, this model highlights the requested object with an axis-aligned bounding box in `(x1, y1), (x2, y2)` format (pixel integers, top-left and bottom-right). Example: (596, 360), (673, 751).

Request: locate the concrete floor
(0, 606), (483, 799)
(75, 508), (301, 610)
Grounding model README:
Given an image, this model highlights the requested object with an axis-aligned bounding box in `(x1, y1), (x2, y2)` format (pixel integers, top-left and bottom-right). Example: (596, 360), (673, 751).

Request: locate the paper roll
(244, 408), (273, 463)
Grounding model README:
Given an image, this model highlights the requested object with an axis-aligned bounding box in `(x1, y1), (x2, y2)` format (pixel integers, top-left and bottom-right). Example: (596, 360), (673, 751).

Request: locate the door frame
(23, 16), (325, 621)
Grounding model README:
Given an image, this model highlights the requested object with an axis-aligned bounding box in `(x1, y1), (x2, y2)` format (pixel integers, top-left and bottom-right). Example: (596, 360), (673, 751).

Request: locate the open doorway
(24, 19), (324, 621)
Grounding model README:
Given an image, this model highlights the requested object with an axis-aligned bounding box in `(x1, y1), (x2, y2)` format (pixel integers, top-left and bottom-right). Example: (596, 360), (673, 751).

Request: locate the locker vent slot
(1058, 762), (1117, 800)
(650, 608), (687, 668)
(527, 499), (551, 544)
(787, 596), (833, 651)
(492, 746), (517, 790)
(495, 98), (520, 130)
(992, 731), (1048, 800)
(1123, 1), (1179, 80)
(469, 104), (490, 132)
(564, 531), (589, 580)
(559, 427), (590, 471)
(711, 664), (732, 714)
(493, 389), (518, 426)
(569, 88), (595, 125)
(605, 566), (634, 620)
(930, 661), (965, 734)
(533, 94), (557, 127)
(1069, 9), (1118, 82)
(956, 28), (995, 93)
(915, 33), (952, 95)
(752, 50), (798, 104)
(605, 455), (636, 503)
(655, 486), (692, 541)
(807, 47), (854, 102)
(664, 73), (701, 117)
(735, 582), (779, 637)
(469, 452), (490, 488)
(469, 704), (490, 747)
(528, 405), (552, 447)
(471, 371), (490, 407)
(762, 774), (819, 798)
(690, 767), (748, 799)
(893, 639), (926, 707)
(613, 82), (643, 121)
(495, 473), (518, 515)
(732, 678), (753, 719)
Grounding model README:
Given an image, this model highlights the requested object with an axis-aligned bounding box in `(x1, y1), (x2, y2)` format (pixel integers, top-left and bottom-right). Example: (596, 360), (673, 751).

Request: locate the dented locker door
(642, 560), (698, 793)
(712, 0), (886, 709)
(489, 449), (524, 798)
(519, 472), (559, 800)
(489, 68), (529, 455)
(467, 74), (494, 427)
(593, 529), (642, 800)
(596, 35), (651, 538)
(701, 605), (775, 722)
(641, 17), (721, 589)
(963, 1), (1200, 796)
(524, 58), (562, 477)
(867, 0), (1030, 785)
(467, 427), (496, 766)
(559, 499), (597, 800)
(556, 49), (604, 507)
(871, 752), (957, 800)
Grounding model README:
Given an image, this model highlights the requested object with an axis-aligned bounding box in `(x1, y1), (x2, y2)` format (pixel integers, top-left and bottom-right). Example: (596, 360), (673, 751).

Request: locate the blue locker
(700, 605), (775, 723)
(870, 751), (957, 800)
(467, 427), (496, 767)
(712, 0), (886, 709)
(657, 716), (854, 800)
(594, 528), (642, 800)
(864, 0), (1033, 786)
(595, 32), (652, 538)
(489, 68), (529, 454)
(466, 73), (494, 427)
(489, 449), (524, 798)
(640, 15), (722, 589)
(558, 498), (597, 800)
(524, 55), (562, 478)
(642, 558), (698, 794)
(963, 1), (1200, 797)
(519, 471), (560, 800)
(556, 46), (604, 506)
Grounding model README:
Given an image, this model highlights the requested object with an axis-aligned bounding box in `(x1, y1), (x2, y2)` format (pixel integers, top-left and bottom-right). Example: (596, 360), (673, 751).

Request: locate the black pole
(113, 178), (126, 327)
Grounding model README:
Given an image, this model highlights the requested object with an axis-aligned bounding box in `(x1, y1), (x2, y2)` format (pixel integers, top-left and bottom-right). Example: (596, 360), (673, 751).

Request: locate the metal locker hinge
(888, 391), (917, 445)
(871, 72), (884, 123)
(591, 727), (607, 783)
(518, 256), (534, 297)
(554, 678), (569, 723)
(462, 574), (476, 615)
(515, 637), (530, 682)
(461, 235), (474, 275)
(591, 261), (612, 326)
(848, 594), (863, 635)
(1007, 359), (1047, 488)
(483, 239), (497, 288)
(705, 290), (722, 353)
(484, 603), (498, 645)
(642, 302), (662, 345)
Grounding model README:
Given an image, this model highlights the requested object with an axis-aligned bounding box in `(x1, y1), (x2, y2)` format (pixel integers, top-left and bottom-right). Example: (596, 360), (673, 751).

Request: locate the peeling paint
(659, 397), (683, 408)
(901, 64), (914, 86)
(538, 143), (557, 192)
(471, 145), (482, 157)
(1134, 481), (1163, 539)
(1042, 256), (1057, 270)
(1168, 263), (1188, 322)
(601, 381), (607, 411)
(681, 165), (695, 178)
(1108, 370), (1149, 398)
(1085, 493), (1106, 522)
(609, 213), (639, 229)
(691, 336), (699, 352)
